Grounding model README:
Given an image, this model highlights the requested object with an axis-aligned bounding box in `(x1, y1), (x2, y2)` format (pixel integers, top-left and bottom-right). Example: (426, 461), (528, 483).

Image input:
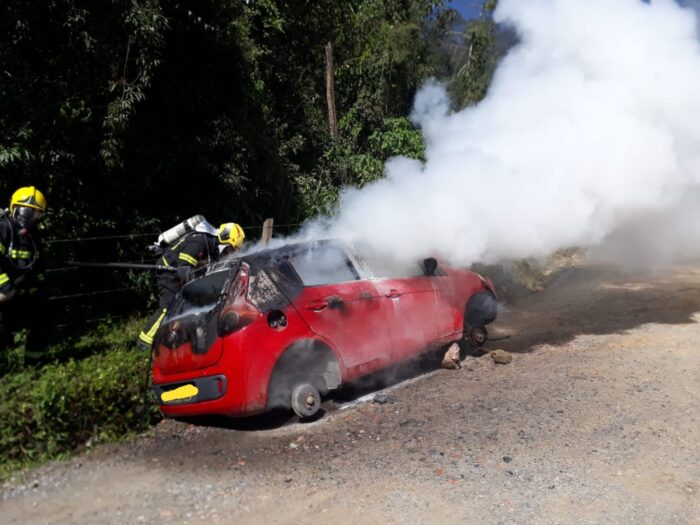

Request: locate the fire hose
(68, 261), (178, 272)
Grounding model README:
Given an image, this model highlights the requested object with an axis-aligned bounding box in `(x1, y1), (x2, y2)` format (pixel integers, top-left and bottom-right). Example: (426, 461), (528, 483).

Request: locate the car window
(355, 249), (445, 279)
(356, 250), (424, 279)
(288, 245), (360, 286)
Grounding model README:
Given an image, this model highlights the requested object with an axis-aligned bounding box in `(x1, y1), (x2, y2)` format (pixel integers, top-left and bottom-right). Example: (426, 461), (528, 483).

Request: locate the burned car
(152, 240), (497, 419)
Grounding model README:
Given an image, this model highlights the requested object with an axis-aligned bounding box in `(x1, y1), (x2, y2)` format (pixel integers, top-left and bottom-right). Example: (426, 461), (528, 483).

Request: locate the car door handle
(305, 300), (329, 312)
(326, 296), (344, 309)
(385, 289), (401, 299)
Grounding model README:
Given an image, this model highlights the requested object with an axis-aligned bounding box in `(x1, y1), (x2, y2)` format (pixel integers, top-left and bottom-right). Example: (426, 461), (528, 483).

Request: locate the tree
(449, 0), (501, 109)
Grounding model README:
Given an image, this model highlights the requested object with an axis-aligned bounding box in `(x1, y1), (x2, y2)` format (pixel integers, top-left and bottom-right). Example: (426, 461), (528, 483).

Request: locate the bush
(0, 319), (161, 477)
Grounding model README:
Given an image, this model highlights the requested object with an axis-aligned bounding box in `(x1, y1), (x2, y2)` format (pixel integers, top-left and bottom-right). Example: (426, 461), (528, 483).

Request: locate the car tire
(290, 383), (321, 419)
(468, 325), (488, 347)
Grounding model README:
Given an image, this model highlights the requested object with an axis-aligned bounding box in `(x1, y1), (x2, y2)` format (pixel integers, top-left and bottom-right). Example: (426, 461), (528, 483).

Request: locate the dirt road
(2, 264), (699, 524)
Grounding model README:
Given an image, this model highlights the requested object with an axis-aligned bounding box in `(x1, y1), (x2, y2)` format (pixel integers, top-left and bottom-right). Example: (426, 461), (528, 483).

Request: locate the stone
(373, 393), (394, 404)
(490, 349), (513, 365)
(442, 343), (461, 369)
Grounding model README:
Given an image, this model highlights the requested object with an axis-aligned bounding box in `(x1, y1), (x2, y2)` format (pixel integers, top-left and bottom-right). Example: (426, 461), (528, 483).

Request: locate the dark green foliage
(0, 318), (160, 476)
(0, 0), (451, 267)
(301, 116), (427, 216)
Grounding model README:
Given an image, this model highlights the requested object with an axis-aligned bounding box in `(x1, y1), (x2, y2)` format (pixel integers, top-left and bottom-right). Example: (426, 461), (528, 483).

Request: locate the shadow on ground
(495, 264), (700, 354)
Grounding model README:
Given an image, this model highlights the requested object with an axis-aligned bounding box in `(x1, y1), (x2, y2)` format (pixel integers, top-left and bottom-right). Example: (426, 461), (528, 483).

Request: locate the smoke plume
(314, 0), (700, 267)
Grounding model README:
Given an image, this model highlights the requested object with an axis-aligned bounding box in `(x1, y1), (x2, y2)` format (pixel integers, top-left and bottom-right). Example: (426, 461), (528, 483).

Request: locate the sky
(449, 0), (483, 20)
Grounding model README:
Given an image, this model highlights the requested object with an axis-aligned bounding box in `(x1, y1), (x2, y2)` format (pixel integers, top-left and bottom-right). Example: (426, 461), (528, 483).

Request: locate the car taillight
(218, 263), (261, 336)
(477, 273), (497, 299)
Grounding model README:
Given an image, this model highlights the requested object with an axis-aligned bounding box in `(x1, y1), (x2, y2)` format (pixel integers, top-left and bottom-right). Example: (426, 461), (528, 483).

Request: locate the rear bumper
(154, 374), (227, 406)
(153, 365), (268, 417)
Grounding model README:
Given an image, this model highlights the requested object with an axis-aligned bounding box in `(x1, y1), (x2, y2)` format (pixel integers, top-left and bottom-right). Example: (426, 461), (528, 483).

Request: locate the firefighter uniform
(138, 232), (220, 348)
(138, 222), (245, 349)
(0, 187), (49, 367)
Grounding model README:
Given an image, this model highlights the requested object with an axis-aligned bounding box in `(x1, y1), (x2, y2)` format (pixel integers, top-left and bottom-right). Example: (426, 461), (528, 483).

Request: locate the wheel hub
(291, 383), (321, 419)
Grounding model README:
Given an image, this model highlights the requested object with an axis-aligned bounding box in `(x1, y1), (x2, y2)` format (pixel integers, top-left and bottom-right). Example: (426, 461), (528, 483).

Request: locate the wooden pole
(262, 218), (274, 244)
(325, 41), (338, 139)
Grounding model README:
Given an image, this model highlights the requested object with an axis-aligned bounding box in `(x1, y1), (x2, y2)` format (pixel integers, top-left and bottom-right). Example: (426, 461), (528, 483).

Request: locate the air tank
(157, 215), (206, 247)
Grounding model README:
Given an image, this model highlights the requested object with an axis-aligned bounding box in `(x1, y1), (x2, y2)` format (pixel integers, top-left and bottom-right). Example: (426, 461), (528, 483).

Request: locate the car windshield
(181, 269), (232, 308)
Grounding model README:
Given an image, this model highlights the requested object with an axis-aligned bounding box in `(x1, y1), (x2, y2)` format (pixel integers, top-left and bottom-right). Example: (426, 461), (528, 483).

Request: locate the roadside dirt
(2, 263), (699, 524)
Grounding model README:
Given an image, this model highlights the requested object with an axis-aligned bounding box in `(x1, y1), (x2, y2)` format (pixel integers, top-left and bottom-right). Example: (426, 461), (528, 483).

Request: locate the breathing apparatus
(0, 208), (39, 270)
(154, 215), (218, 249)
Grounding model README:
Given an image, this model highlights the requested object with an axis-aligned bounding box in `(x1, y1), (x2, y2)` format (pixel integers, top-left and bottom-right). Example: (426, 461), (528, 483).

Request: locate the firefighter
(138, 221), (245, 349)
(0, 186), (50, 367)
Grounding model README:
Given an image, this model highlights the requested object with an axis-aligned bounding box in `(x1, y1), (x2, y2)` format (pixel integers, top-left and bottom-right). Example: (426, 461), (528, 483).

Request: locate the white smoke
(313, 0), (700, 267)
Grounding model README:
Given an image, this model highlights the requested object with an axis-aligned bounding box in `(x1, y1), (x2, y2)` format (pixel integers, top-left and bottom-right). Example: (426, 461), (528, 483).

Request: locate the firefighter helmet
(217, 223), (245, 248)
(10, 186), (47, 214)
(10, 186), (47, 227)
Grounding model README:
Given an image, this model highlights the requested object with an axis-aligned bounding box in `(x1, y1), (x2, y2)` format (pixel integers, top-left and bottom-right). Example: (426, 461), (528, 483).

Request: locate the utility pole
(325, 41), (338, 139)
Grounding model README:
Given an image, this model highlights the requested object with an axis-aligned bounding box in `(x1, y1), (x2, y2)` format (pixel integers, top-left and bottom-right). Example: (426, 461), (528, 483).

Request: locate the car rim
(291, 383), (321, 419)
(469, 326), (488, 347)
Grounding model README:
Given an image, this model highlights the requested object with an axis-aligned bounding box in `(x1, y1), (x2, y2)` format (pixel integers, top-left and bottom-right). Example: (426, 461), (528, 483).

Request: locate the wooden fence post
(262, 218), (274, 244)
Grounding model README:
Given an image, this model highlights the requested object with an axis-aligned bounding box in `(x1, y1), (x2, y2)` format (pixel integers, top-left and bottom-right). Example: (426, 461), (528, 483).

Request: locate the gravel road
(2, 263), (699, 524)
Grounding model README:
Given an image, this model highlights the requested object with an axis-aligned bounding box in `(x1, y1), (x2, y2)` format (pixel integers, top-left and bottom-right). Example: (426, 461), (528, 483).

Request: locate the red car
(152, 240), (497, 419)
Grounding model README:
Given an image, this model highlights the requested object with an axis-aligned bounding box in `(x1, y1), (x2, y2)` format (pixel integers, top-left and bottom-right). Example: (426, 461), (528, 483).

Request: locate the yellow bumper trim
(161, 384), (199, 403)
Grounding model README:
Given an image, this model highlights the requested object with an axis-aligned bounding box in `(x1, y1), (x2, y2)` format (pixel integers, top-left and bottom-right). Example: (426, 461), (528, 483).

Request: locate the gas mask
(13, 206), (43, 229)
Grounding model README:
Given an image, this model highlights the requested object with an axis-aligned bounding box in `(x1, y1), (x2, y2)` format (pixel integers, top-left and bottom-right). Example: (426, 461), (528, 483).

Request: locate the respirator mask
(13, 206), (43, 229)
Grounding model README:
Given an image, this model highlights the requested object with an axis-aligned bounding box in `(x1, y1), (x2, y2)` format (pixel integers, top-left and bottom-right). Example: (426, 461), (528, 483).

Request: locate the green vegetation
(0, 319), (159, 478)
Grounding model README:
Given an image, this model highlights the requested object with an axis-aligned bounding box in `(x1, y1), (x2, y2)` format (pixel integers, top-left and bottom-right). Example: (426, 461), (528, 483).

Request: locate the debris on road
(442, 343), (461, 369)
(373, 393), (394, 404)
(461, 356), (483, 371)
(490, 349), (513, 365)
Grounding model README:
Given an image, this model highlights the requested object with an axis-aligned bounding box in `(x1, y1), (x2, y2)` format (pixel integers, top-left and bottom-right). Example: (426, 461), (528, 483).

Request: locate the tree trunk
(325, 41), (338, 139)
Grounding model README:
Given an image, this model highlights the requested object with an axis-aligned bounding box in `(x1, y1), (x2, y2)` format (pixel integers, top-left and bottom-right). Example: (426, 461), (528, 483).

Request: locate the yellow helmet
(10, 186), (47, 227)
(10, 186), (47, 214)
(217, 222), (245, 248)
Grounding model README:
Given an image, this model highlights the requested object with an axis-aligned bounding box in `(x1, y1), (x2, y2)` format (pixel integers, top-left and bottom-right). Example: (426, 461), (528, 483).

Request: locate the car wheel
(468, 325), (488, 347)
(290, 383), (321, 419)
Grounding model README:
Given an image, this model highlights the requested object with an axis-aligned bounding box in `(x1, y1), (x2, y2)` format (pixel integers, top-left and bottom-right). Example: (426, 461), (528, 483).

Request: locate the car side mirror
(423, 257), (438, 276)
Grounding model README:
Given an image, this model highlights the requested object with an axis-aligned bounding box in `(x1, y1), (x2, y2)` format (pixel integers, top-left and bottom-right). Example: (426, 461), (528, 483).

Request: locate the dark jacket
(156, 232), (219, 306)
(0, 212), (40, 296)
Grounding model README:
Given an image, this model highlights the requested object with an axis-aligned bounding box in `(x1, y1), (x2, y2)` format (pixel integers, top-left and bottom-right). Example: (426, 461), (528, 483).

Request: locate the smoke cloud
(312, 0), (700, 267)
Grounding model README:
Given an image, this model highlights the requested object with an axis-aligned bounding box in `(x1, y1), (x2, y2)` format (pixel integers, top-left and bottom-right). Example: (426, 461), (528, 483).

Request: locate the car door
(356, 253), (445, 360)
(428, 266), (463, 341)
(286, 243), (393, 371)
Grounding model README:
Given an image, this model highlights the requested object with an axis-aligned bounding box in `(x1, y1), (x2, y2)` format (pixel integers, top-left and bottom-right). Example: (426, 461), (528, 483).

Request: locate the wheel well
(267, 340), (341, 409)
(465, 291), (498, 328)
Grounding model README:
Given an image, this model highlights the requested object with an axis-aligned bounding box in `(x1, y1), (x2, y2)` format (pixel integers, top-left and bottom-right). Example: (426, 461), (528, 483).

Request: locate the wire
(43, 223), (301, 245)
(53, 315), (130, 329)
(45, 232), (159, 245)
(48, 287), (135, 301)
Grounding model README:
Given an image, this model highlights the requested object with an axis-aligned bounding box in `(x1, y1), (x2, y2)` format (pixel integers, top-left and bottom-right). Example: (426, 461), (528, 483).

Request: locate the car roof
(208, 239), (347, 273)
